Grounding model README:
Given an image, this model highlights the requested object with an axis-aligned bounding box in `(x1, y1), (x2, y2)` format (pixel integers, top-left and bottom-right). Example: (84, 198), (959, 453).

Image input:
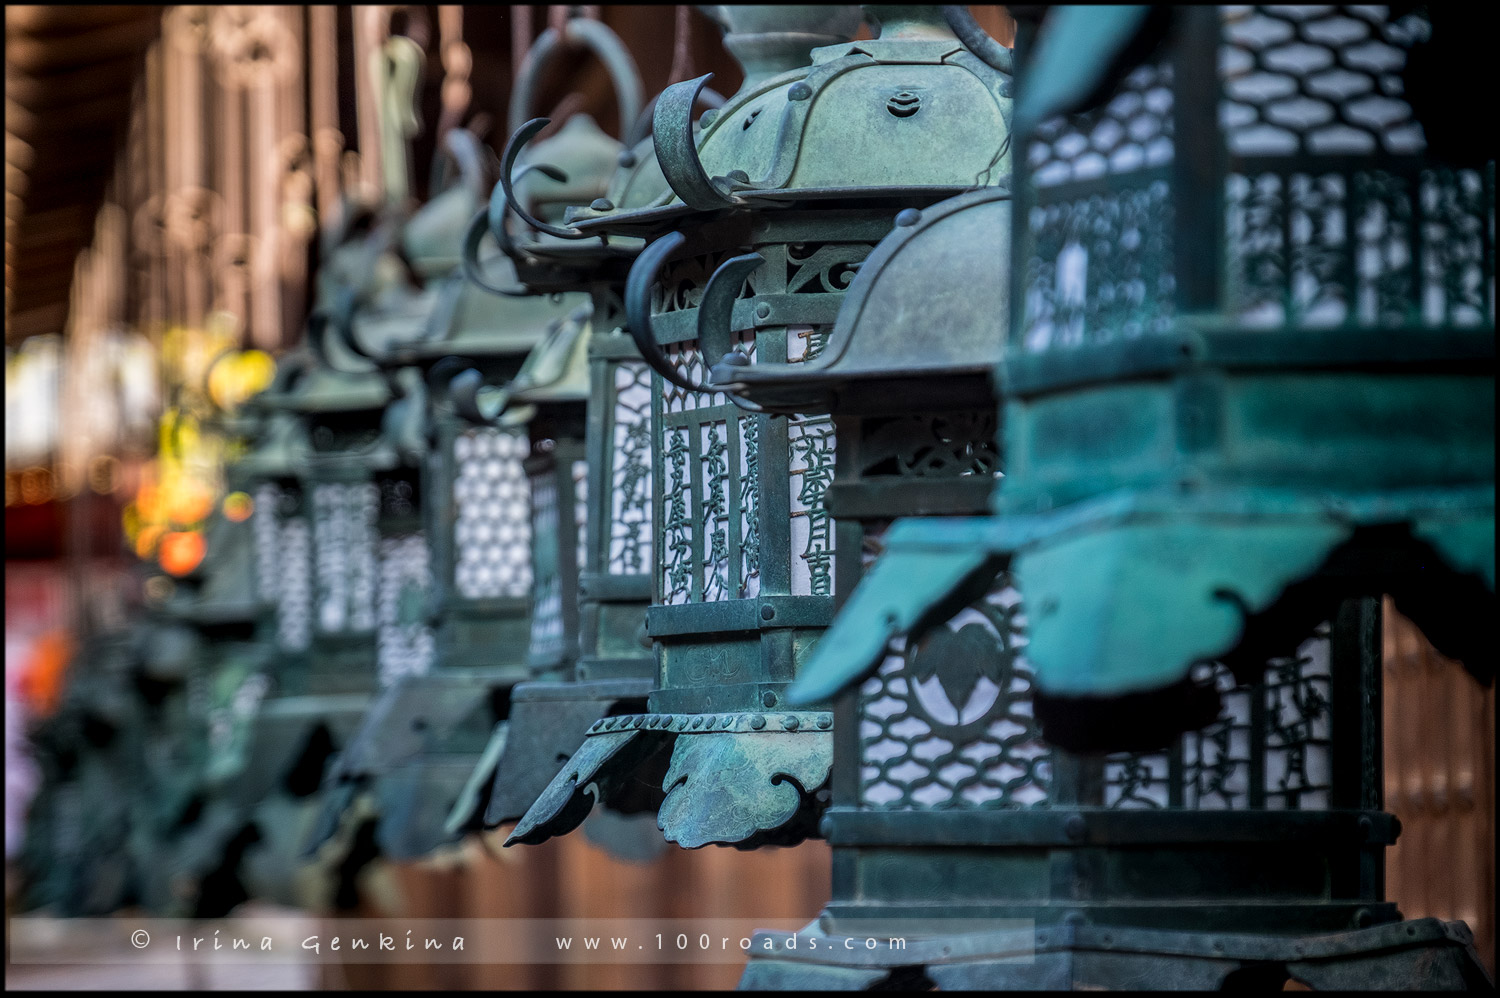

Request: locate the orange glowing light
(165, 480), (215, 526)
(134, 523), (166, 559)
(223, 490), (254, 522)
(158, 530), (207, 576)
(19, 630), (73, 718)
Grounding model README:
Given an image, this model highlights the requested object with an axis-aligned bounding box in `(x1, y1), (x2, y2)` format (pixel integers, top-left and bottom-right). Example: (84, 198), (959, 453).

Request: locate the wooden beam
(5, 55), (144, 107)
(4, 17), (159, 76)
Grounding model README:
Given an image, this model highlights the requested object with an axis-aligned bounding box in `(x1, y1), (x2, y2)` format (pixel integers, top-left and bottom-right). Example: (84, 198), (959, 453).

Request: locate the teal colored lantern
(505, 4), (1019, 852)
(763, 6), (1494, 988)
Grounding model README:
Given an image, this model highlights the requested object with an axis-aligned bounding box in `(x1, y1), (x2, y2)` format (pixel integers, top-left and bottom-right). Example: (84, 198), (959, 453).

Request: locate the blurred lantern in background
(504, 2), (1017, 854)
(446, 9), (673, 859)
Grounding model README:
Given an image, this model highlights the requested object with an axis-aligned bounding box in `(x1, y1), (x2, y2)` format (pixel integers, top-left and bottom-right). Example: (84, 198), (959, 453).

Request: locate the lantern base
(481, 677), (653, 828)
(506, 711), (834, 850)
(739, 917), (1493, 990)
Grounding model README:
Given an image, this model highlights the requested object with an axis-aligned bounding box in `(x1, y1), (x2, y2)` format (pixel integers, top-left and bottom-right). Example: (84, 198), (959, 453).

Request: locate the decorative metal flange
(586, 710), (834, 735)
(507, 711), (833, 850)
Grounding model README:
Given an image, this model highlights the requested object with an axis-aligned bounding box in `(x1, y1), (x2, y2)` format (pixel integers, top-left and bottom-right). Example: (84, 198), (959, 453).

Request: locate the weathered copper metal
(507, 4), (1020, 853)
(753, 5), (1494, 989)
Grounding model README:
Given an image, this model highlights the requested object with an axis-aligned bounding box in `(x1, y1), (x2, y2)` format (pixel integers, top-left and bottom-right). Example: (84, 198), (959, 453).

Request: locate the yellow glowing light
(165, 479), (215, 526)
(208, 349), (277, 411)
(223, 490), (254, 522)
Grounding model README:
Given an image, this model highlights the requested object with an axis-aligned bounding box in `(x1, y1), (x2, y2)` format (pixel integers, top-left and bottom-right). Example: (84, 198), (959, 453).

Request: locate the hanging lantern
(762, 5), (1494, 988)
(299, 118), (590, 862)
(23, 625), (142, 916)
(504, 4), (1019, 852)
(430, 14), (675, 854)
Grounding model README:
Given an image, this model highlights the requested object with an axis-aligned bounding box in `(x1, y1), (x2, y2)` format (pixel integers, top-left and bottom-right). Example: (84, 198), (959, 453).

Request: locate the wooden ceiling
(5, 5), (163, 345)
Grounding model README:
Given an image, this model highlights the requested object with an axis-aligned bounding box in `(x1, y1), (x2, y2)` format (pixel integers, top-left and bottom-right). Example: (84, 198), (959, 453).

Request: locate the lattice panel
(1105, 625), (1333, 810)
(659, 332), (760, 606)
(311, 482), (378, 634)
(608, 360), (653, 576)
(1226, 165), (1494, 328)
(572, 458), (588, 580)
(1219, 5), (1426, 158)
(1028, 61), (1175, 188)
(528, 471), (564, 662)
(1022, 181), (1177, 351)
(788, 412), (836, 598)
(856, 411), (1000, 480)
(859, 577), (1050, 808)
(859, 573), (1338, 812)
(275, 515), (312, 652)
(1219, 8), (1493, 328)
(452, 427), (532, 600)
(251, 483), (283, 603)
(376, 532), (434, 688)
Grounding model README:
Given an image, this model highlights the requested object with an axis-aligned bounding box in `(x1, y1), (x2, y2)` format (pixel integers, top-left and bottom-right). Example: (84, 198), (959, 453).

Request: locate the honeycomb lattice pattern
(376, 532), (434, 688)
(572, 458), (588, 581)
(453, 427), (532, 600)
(251, 483), (283, 603)
(1220, 5), (1427, 158)
(311, 482), (378, 634)
(528, 471), (564, 661)
(275, 516), (312, 652)
(859, 579), (1050, 808)
(1027, 61), (1175, 189)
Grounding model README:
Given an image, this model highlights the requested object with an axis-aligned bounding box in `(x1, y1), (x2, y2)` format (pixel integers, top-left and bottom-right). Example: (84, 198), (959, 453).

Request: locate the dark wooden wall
(1383, 598), (1496, 978)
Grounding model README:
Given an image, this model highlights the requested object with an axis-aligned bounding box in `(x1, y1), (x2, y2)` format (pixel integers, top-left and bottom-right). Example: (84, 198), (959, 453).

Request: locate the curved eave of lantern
(561, 32), (1012, 239)
(401, 252), (585, 369)
(785, 477), (1495, 753)
(506, 709), (834, 850)
(476, 678), (650, 830)
(220, 691), (377, 899)
(254, 361), (394, 417)
(505, 306), (594, 408)
(715, 186), (1009, 414)
(303, 669), (510, 861)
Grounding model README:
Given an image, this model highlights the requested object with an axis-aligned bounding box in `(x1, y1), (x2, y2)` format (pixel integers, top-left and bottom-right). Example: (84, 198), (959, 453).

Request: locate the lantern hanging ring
(461, 162), (570, 296)
(497, 16), (643, 239)
(940, 6), (1014, 75)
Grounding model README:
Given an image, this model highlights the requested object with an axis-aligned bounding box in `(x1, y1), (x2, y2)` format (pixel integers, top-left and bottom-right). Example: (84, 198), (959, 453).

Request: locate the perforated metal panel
(311, 482), (378, 634)
(857, 571), (1338, 812)
(452, 426), (532, 600)
(376, 532), (434, 688)
(528, 470), (565, 661)
(607, 360), (653, 576)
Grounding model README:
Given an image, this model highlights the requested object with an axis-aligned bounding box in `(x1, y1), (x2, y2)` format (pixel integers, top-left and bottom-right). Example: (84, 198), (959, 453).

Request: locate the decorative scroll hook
(652, 73), (737, 211)
(697, 250), (765, 377)
(462, 162), (573, 296)
(624, 230), (709, 393)
(447, 367), (510, 426)
(500, 118), (593, 239)
(941, 6), (1015, 75)
(306, 285), (364, 370)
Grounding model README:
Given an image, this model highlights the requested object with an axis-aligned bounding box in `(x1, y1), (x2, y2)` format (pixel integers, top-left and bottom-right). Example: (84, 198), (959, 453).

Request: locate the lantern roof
(399, 257), (583, 365)
(714, 186), (1009, 414)
(563, 6), (1011, 236)
(230, 409), (310, 482)
(507, 305), (593, 407)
